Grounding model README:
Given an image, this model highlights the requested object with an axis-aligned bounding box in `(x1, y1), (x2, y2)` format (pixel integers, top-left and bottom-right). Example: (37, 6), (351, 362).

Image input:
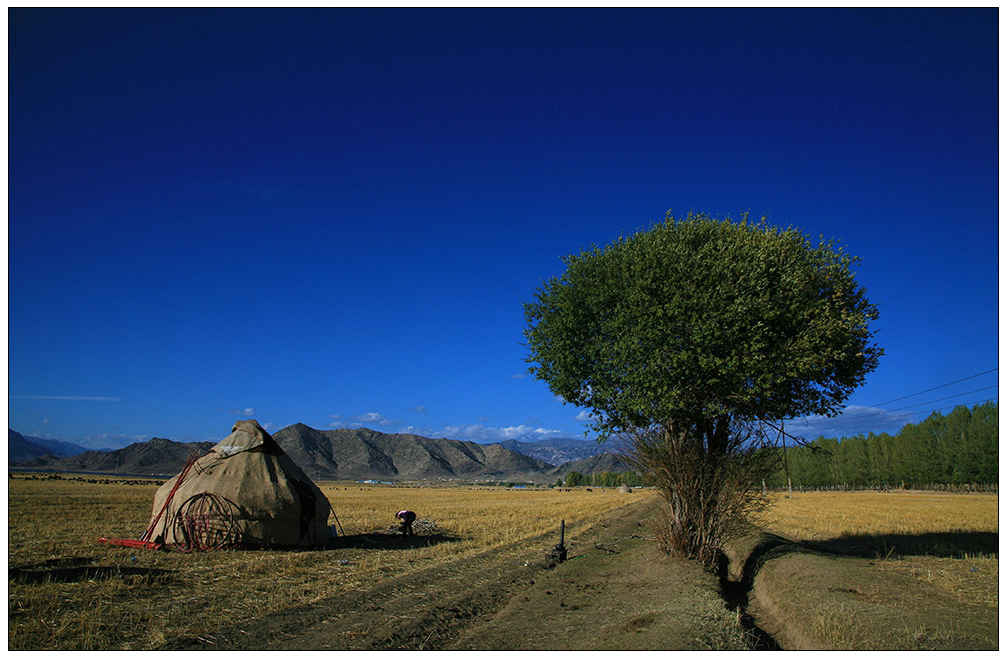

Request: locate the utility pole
(782, 421), (793, 499)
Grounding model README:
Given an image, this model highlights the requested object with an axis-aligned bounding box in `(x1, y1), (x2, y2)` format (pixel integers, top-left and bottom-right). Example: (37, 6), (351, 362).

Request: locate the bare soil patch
(450, 499), (750, 650)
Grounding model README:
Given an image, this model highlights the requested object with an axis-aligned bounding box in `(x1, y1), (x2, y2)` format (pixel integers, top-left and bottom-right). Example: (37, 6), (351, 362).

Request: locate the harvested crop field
(727, 491), (999, 650)
(8, 477), (999, 650)
(8, 477), (675, 649)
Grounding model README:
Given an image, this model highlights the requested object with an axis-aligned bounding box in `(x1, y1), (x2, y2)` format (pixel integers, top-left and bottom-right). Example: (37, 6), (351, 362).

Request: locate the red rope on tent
(96, 537), (162, 550)
(139, 449), (202, 543)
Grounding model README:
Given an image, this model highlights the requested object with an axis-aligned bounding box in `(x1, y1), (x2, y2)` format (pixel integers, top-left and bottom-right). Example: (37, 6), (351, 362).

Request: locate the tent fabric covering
(147, 419), (331, 549)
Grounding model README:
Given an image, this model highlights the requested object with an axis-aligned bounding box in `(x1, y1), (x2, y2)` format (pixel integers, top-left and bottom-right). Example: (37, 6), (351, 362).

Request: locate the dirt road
(160, 497), (751, 650)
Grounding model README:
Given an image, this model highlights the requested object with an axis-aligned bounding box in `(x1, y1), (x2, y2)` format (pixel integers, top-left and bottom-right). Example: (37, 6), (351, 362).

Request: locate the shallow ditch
(716, 536), (805, 651)
(719, 573), (781, 650)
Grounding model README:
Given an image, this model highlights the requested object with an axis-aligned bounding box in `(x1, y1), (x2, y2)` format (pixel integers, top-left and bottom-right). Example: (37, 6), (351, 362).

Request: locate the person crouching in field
(396, 509), (417, 536)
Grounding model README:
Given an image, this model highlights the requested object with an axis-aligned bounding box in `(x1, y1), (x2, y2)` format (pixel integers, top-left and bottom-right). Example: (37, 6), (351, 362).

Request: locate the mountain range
(496, 437), (615, 466)
(8, 429), (91, 462)
(8, 424), (632, 482)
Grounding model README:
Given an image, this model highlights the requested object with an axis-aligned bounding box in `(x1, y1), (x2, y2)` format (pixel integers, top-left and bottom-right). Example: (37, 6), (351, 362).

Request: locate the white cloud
(329, 414), (359, 429)
(230, 407), (256, 416)
(442, 423), (564, 443)
(353, 412), (399, 427)
(398, 424), (434, 436)
(328, 412), (398, 428)
(74, 433), (150, 449)
(413, 405), (427, 413)
(511, 373), (527, 379)
(324, 415), (566, 444)
(503, 425), (565, 441)
(13, 395), (120, 402)
(574, 410), (593, 422)
(785, 406), (917, 439)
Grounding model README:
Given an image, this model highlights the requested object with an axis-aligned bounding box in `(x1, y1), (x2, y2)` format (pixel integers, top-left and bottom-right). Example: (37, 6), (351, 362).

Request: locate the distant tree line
(557, 470), (647, 488)
(767, 402), (998, 489)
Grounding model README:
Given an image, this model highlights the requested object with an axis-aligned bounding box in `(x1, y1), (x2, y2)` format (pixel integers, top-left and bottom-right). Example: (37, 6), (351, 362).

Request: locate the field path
(159, 496), (749, 650)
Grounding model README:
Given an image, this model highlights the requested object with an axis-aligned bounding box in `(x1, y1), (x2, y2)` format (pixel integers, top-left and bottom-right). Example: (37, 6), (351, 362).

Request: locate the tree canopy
(523, 212), (883, 440)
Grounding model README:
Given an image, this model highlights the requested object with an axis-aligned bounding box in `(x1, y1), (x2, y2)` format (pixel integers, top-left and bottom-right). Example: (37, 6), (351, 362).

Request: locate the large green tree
(523, 212), (882, 564)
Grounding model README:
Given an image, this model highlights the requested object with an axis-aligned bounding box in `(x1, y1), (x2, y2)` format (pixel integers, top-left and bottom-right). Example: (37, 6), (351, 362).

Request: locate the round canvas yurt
(145, 420), (331, 550)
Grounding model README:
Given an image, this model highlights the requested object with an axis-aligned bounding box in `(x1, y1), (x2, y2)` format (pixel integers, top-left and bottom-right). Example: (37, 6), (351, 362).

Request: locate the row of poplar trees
(772, 402), (998, 488)
(559, 470), (646, 488)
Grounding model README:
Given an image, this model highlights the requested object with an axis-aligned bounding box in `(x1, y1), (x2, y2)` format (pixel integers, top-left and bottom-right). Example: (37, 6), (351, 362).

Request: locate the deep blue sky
(9, 8), (999, 449)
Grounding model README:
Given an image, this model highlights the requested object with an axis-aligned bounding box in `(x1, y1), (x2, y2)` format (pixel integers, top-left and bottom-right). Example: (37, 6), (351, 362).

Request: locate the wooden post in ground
(782, 421), (793, 499)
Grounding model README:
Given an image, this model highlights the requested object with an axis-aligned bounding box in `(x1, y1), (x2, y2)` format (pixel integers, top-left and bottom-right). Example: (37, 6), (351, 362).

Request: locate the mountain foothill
(8, 425), (632, 482)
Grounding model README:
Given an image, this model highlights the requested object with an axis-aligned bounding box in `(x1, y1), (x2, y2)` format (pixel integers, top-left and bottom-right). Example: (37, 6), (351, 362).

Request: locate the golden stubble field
(7, 477), (648, 650)
(763, 491), (998, 598)
(760, 490), (998, 544)
(7, 478), (999, 650)
(757, 490), (998, 648)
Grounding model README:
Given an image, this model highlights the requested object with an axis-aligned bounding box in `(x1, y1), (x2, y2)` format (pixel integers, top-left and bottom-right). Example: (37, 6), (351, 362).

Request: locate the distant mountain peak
(493, 436), (614, 468)
(8, 429), (90, 463)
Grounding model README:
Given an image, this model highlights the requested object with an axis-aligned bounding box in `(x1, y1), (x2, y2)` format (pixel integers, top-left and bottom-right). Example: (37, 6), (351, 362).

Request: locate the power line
(787, 368), (999, 431)
(792, 397), (998, 432)
(904, 398), (998, 419)
(868, 368), (998, 408)
(886, 385), (998, 412)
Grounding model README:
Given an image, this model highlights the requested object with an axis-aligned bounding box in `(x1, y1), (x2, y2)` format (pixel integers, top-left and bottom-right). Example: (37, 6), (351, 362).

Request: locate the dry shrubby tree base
(621, 423), (775, 567)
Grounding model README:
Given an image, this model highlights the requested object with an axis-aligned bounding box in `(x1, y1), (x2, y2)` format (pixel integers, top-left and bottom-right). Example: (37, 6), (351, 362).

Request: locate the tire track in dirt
(159, 499), (654, 650)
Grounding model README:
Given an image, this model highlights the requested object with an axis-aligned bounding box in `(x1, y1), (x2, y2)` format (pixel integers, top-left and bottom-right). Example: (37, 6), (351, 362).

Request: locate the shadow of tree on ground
(9, 557), (175, 585)
(325, 532), (463, 551)
(802, 531), (998, 559)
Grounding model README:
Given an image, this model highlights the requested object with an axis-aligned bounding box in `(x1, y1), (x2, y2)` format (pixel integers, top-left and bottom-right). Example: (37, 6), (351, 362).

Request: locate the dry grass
(324, 483), (643, 549)
(807, 599), (971, 651)
(757, 491), (999, 624)
(881, 553), (999, 607)
(757, 491), (998, 543)
(11, 481), (997, 650)
(8, 477), (649, 650)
